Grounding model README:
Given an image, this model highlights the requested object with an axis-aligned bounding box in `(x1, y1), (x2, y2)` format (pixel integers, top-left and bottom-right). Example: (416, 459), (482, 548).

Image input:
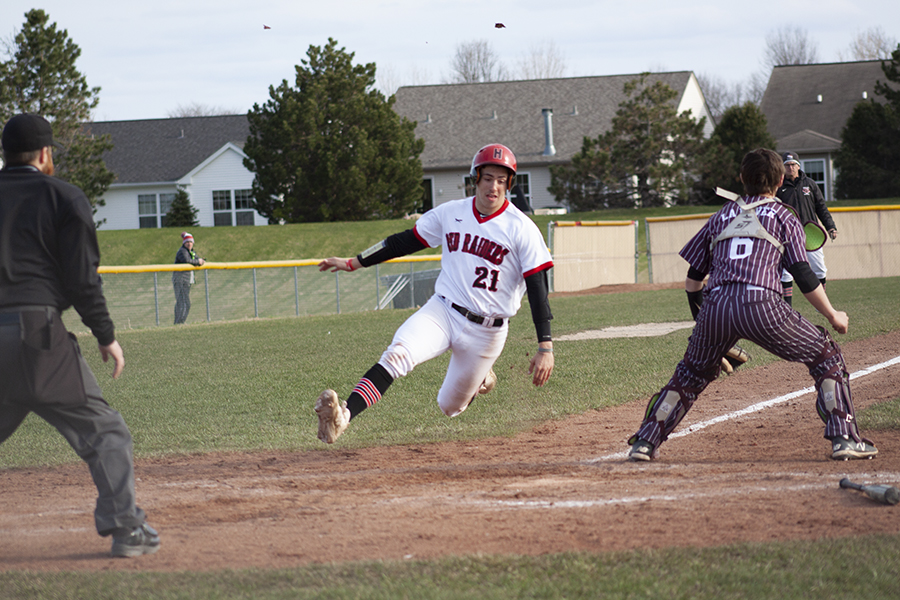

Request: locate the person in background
(776, 151), (836, 306)
(173, 231), (205, 324)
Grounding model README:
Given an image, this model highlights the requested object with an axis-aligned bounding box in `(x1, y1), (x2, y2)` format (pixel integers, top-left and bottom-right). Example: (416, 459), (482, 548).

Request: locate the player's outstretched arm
(318, 257), (359, 272)
(529, 344), (554, 386)
(804, 286), (848, 334)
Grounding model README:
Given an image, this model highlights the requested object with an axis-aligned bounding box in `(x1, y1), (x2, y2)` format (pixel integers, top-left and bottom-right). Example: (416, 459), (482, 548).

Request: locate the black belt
(450, 302), (504, 327)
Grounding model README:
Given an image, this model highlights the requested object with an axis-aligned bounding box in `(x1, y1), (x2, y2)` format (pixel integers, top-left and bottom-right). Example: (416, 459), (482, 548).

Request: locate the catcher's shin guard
(628, 387), (693, 449)
(809, 328), (868, 443)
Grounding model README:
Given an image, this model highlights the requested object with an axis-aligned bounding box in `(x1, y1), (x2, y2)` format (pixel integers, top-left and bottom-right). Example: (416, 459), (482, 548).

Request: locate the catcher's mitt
(720, 345), (751, 375)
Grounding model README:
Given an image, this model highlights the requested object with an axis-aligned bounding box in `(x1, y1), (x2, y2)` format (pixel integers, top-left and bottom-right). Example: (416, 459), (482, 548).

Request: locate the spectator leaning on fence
(0, 113), (160, 557)
(173, 231), (205, 325)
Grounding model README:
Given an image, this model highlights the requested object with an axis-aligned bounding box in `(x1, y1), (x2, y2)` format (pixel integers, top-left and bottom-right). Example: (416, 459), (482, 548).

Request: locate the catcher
(627, 148), (877, 462)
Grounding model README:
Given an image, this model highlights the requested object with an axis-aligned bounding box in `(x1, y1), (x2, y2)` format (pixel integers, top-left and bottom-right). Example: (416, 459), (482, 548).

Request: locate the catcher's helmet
(470, 143), (516, 188)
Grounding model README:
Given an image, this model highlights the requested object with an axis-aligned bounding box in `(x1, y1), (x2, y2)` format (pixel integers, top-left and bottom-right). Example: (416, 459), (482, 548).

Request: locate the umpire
(0, 114), (159, 557)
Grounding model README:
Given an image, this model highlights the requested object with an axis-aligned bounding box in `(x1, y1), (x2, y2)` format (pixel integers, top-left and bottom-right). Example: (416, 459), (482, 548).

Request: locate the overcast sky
(2, 1), (898, 122)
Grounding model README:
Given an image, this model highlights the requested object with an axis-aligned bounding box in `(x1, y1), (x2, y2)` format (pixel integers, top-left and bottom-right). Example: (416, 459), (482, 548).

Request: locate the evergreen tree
(244, 38), (425, 223)
(696, 102), (777, 203)
(0, 9), (114, 215)
(834, 46), (900, 199)
(549, 75), (707, 210)
(165, 187), (199, 227)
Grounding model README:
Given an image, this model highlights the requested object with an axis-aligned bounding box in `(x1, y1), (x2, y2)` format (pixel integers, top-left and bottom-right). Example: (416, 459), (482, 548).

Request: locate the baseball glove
(720, 344), (751, 375)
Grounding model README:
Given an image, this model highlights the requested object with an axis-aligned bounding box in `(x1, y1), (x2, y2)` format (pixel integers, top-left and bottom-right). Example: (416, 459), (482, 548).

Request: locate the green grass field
(4, 204), (900, 598)
(2, 275), (899, 598)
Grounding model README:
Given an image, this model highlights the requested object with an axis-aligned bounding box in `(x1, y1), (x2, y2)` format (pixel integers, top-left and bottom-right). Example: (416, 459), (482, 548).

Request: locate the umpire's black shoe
(830, 436), (878, 461)
(111, 523), (161, 557)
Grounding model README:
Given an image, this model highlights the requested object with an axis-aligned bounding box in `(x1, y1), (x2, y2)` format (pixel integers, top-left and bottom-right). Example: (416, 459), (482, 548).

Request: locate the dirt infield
(2, 322), (899, 572)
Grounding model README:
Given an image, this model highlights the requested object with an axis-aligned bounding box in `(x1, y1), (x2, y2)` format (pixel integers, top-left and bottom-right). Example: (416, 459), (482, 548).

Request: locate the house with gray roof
(392, 71), (713, 212)
(86, 115), (267, 230)
(760, 60), (896, 201)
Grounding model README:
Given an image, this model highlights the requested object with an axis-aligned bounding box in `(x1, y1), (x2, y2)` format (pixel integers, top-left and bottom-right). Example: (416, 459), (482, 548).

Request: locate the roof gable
(392, 72), (707, 170)
(84, 114), (249, 184)
(760, 60), (894, 142)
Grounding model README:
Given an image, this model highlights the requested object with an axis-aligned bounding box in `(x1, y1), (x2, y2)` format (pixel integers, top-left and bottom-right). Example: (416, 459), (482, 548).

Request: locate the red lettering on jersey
(445, 232), (460, 252)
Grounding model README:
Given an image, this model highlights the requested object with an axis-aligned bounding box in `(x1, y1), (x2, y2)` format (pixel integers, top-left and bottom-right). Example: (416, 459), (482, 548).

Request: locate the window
(234, 189), (255, 226)
(138, 194), (158, 228)
(213, 189), (255, 226)
(159, 193), (176, 227)
(420, 178), (434, 212)
(802, 159), (826, 200)
(213, 190), (233, 226)
(516, 173), (531, 202)
(464, 176), (476, 197)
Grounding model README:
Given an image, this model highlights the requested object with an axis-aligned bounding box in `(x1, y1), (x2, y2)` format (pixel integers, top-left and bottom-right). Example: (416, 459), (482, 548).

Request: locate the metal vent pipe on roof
(542, 108), (556, 156)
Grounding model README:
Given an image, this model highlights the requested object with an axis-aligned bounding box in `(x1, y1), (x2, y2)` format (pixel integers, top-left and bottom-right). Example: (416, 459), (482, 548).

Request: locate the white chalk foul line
(590, 354), (900, 463)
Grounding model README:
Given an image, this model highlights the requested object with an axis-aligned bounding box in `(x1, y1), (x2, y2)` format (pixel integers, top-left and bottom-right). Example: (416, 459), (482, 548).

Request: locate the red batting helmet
(470, 143), (516, 188)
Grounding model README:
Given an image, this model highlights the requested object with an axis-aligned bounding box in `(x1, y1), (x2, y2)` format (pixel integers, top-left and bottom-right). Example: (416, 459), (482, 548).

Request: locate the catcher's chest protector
(710, 196), (785, 254)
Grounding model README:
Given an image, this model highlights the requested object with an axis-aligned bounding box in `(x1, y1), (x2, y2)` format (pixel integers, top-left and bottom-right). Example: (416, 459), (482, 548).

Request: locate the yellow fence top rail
(551, 220), (636, 227)
(98, 255), (442, 274)
(645, 213), (714, 223)
(831, 205), (900, 212)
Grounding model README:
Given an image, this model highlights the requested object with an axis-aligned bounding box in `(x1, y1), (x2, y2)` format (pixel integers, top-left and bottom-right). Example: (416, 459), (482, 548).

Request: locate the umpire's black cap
(1, 113), (64, 153)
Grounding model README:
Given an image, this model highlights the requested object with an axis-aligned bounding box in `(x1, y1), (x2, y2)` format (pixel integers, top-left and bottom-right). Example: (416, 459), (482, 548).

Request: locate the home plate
(556, 321), (695, 341)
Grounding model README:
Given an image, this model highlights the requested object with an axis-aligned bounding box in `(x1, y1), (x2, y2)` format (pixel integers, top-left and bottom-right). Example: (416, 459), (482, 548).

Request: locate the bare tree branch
(167, 101), (242, 118)
(514, 40), (566, 80)
(837, 27), (899, 61)
(446, 40), (507, 84)
(764, 26), (819, 69)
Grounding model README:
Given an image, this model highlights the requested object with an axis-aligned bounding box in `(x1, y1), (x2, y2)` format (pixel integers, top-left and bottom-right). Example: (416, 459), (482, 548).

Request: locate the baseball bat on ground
(839, 478), (900, 505)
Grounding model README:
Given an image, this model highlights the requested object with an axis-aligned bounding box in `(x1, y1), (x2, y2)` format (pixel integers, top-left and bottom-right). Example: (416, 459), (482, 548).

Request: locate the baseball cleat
(628, 439), (656, 462)
(478, 368), (497, 395)
(111, 523), (160, 558)
(830, 435), (878, 460)
(315, 389), (350, 444)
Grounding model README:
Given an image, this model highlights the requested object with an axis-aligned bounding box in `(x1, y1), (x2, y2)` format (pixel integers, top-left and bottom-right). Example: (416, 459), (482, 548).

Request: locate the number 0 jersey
(679, 195), (808, 294)
(413, 197), (553, 319)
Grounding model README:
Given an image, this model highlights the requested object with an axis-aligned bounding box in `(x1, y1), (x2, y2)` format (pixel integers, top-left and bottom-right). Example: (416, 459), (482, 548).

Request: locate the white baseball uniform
(377, 196), (553, 415)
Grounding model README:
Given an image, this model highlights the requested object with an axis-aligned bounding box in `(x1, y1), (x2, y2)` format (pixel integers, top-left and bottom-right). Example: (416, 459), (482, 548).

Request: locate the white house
(86, 115), (267, 230)
(392, 71), (714, 212)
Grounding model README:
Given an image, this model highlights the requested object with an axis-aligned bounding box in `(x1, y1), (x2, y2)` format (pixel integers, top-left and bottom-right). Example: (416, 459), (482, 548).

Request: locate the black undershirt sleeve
(525, 269), (553, 342)
(685, 267), (707, 320)
(786, 261), (820, 294)
(357, 229), (428, 267)
(687, 266), (706, 282)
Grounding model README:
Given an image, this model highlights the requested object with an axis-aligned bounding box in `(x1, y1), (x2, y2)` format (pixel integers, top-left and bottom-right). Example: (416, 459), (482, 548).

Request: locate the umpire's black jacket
(0, 165), (114, 345)
(776, 170), (836, 232)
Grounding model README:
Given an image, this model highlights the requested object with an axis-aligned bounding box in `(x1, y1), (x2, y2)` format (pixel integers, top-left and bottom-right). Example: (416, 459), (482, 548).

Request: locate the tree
(747, 26), (821, 104)
(764, 26), (819, 68)
(167, 101), (241, 118)
(833, 46), (900, 199)
(695, 102), (777, 203)
(243, 39), (425, 223)
(446, 40), (507, 84)
(838, 27), (898, 61)
(549, 76), (707, 210)
(697, 73), (749, 120)
(515, 41), (566, 80)
(165, 187), (199, 227)
(0, 9), (114, 216)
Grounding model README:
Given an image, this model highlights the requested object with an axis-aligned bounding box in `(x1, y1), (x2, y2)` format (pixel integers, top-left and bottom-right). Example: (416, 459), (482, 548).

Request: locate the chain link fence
(63, 257), (442, 335)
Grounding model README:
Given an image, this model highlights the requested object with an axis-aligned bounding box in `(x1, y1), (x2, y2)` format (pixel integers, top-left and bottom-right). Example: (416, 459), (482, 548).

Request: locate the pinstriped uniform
(631, 196), (859, 450)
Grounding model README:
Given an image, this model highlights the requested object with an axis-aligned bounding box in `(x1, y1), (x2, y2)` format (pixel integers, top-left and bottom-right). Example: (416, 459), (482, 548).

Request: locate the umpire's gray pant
(0, 309), (145, 536)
